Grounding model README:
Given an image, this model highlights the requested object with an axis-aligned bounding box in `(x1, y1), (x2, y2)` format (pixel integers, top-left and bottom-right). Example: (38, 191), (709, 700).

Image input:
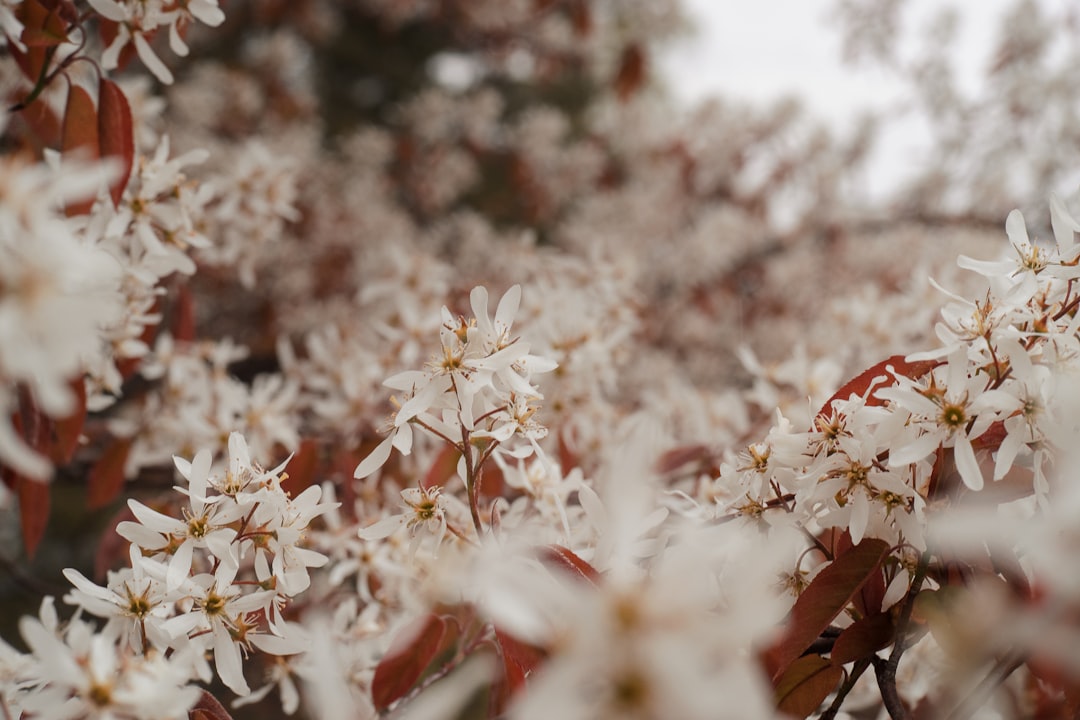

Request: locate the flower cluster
(354, 285), (557, 541)
(0, 432), (334, 716)
(703, 195), (1080, 547)
(0, 157), (122, 478)
(12, 1), (1080, 719)
(89, 0), (225, 84)
(112, 333), (300, 479)
(4, 598), (203, 720)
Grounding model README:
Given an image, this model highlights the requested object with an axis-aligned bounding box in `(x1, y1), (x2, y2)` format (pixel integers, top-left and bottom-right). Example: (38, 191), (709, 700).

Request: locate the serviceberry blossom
(102, 136), (213, 276)
(358, 485), (458, 554)
(118, 448), (243, 590)
(50, 432), (332, 703)
(878, 348), (1011, 492)
(16, 3), (1080, 718)
(15, 598), (203, 720)
(0, 0), (24, 51)
(90, 0), (226, 84)
(62, 545), (176, 652)
(0, 157), (122, 478)
(354, 285), (557, 483)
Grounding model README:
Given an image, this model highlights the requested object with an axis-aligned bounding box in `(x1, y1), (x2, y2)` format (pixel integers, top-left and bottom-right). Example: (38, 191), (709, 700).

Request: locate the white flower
(878, 349), (1011, 491)
(161, 563), (276, 696)
(18, 599), (201, 719)
(92, 0), (225, 84)
(0, 0), (25, 51)
(358, 486), (460, 554)
(355, 284), (555, 483)
(117, 449), (242, 590)
(486, 522), (791, 720)
(0, 158), (123, 478)
(248, 483), (335, 598)
(62, 545), (177, 652)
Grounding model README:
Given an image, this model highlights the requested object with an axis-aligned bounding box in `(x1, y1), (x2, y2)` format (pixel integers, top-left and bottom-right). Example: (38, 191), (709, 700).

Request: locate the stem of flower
(875, 552), (930, 720)
(411, 417), (459, 449)
(821, 657), (872, 720)
(460, 427), (484, 536)
(445, 520), (479, 546)
(9, 46), (58, 112)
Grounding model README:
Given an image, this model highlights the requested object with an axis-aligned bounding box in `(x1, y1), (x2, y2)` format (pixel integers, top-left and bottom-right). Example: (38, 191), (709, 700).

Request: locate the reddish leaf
(494, 627), (546, 696)
(971, 419), (1007, 452)
(47, 378), (86, 464)
(97, 77), (135, 207)
(19, 0), (67, 47)
(282, 438), (318, 497)
(189, 690), (234, 720)
(614, 43), (646, 101)
(11, 393), (52, 558)
(833, 530), (886, 617)
(172, 283), (196, 342)
(988, 542), (1032, 600)
(765, 538), (890, 680)
(557, 426), (580, 472)
(17, 475), (50, 558)
(95, 504), (136, 579)
(87, 437), (132, 509)
(539, 544), (600, 586)
(372, 613), (448, 711)
(815, 355), (939, 424)
(775, 654), (844, 718)
(655, 444), (712, 474)
(1028, 652), (1080, 717)
(831, 613), (895, 666)
(568, 0), (592, 35)
(61, 83), (99, 216)
(422, 444), (461, 490)
(17, 96), (63, 150)
(9, 43), (47, 93)
(478, 461), (505, 501)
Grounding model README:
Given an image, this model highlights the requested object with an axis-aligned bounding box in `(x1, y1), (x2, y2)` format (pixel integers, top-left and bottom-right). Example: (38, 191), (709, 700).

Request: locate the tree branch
(875, 552), (931, 719)
(822, 657), (873, 720)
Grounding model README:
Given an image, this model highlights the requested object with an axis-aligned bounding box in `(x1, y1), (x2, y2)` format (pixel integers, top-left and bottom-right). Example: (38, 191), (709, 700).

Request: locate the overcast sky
(659, 0), (1024, 199)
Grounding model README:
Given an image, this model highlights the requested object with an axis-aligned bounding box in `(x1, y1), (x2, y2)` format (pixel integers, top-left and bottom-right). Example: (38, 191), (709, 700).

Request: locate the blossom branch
(875, 552), (931, 720)
(822, 657), (873, 720)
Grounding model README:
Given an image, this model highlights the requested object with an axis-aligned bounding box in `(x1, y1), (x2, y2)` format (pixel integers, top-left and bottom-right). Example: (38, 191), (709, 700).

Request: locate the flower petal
(354, 434), (394, 479)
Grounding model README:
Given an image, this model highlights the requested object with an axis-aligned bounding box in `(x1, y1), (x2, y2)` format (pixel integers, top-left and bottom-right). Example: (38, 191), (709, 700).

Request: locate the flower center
(940, 403), (967, 429)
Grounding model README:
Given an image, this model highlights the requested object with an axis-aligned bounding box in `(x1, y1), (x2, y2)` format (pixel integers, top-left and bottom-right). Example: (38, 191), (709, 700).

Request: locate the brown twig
(822, 657), (873, 720)
(875, 552), (931, 719)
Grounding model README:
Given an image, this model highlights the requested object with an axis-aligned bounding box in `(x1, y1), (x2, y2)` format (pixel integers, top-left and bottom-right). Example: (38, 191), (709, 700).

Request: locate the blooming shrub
(5, 1), (1080, 719)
